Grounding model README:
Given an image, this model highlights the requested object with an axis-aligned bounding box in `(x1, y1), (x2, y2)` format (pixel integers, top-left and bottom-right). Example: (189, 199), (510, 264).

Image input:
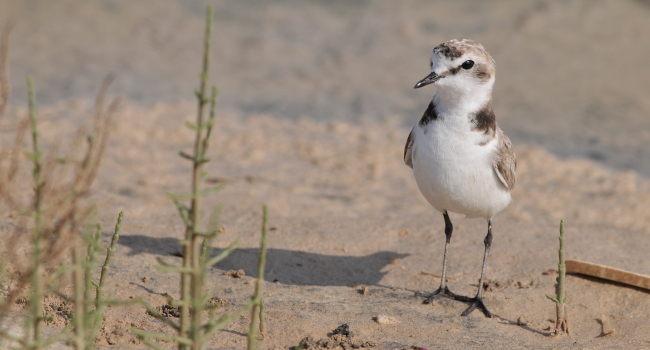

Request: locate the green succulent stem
(177, 5), (214, 349)
(135, 6), (268, 350)
(97, 211), (123, 306)
(248, 205), (268, 350)
(73, 245), (86, 350)
(27, 75), (45, 348)
(546, 219), (570, 334)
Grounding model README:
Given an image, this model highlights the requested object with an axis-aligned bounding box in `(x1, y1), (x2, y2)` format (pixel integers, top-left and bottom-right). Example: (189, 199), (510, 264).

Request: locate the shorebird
(404, 39), (516, 317)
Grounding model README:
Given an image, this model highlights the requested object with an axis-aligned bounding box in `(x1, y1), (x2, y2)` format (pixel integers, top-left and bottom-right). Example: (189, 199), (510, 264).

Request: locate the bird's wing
(492, 128), (516, 191)
(405, 100), (438, 168)
(404, 128), (414, 169)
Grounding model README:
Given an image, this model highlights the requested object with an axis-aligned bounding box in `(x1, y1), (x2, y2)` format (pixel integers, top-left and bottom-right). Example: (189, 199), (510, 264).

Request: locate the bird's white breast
(410, 109), (511, 219)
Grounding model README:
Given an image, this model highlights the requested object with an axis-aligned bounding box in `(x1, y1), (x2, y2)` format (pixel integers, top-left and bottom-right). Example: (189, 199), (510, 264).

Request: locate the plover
(404, 39), (516, 317)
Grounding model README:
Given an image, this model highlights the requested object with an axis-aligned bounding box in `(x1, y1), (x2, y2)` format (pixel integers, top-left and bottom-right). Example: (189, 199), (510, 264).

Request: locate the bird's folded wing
(492, 129), (516, 191)
(404, 128), (414, 169)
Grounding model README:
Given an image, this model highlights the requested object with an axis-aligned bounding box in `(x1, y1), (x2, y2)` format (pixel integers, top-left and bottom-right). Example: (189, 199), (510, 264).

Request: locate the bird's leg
(460, 219), (493, 317)
(424, 211), (466, 304)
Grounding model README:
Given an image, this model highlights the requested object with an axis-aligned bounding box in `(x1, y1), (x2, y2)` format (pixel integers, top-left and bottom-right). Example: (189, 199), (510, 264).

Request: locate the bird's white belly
(411, 127), (511, 219)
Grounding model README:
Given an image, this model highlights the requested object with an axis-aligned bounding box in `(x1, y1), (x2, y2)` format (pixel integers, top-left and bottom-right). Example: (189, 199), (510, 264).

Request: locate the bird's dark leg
(423, 211), (466, 304)
(460, 218), (493, 317)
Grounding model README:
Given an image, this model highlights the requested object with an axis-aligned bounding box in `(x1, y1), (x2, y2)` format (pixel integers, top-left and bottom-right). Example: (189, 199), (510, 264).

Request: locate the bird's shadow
(117, 234), (407, 287)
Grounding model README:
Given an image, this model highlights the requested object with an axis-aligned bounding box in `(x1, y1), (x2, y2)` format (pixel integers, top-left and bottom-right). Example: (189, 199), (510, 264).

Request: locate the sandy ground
(2, 101), (650, 349)
(1, 0), (650, 349)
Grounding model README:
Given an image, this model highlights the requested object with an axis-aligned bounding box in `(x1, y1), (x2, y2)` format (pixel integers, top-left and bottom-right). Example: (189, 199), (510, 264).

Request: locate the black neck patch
(470, 102), (496, 134)
(419, 101), (439, 127)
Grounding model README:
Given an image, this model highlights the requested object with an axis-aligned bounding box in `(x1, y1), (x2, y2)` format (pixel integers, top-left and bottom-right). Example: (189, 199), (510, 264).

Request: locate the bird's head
(415, 39), (496, 98)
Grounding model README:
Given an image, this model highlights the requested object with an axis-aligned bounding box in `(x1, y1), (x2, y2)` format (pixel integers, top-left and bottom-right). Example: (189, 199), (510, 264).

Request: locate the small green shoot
(546, 219), (570, 335)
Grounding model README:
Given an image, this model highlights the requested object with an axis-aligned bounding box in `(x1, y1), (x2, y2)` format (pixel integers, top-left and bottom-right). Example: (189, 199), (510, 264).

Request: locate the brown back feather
(493, 129), (516, 191)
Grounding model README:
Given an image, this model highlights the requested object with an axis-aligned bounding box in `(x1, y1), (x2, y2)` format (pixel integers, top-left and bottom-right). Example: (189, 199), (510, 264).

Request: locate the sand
(2, 101), (650, 349)
(1, 1), (650, 349)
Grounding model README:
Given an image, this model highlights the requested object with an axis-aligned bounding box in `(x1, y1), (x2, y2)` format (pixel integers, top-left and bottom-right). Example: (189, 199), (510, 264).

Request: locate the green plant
(71, 212), (124, 350)
(0, 22), (120, 347)
(546, 219), (570, 335)
(247, 206), (268, 349)
(132, 5), (268, 350)
(27, 74), (47, 347)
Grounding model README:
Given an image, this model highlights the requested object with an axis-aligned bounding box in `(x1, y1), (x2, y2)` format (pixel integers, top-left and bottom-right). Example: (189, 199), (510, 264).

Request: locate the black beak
(414, 71), (440, 89)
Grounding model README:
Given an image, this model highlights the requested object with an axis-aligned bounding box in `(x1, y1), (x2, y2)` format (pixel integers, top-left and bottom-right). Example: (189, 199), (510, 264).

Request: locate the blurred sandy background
(1, 1), (650, 349)
(2, 0), (650, 175)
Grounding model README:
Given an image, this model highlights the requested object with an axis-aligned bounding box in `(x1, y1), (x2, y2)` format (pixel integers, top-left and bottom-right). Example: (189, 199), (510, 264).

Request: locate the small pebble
(517, 316), (531, 326)
(358, 285), (370, 295)
(601, 314), (615, 336)
(224, 269), (245, 278)
(375, 314), (399, 324)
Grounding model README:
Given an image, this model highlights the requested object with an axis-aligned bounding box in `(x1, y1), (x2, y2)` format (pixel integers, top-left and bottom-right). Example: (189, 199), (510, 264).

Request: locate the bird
(403, 39), (516, 317)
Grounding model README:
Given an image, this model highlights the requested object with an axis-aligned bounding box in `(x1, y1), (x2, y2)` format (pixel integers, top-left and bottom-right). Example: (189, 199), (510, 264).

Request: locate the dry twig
(566, 259), (650, 291)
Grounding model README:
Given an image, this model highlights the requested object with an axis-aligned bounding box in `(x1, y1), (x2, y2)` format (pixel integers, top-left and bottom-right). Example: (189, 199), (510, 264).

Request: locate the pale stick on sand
(566, 259), (650, 291)
(421, 271), (457, 281)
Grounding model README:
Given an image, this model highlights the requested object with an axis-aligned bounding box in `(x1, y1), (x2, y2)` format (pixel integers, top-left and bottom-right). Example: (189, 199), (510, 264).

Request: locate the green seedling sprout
(71, 211), (124, 350)
(546, 219), (570, 335)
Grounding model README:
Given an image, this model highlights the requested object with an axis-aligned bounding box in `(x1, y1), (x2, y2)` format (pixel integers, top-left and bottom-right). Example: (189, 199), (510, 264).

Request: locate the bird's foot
(422, 286), (468, 304)
(460, 296), (492, 318)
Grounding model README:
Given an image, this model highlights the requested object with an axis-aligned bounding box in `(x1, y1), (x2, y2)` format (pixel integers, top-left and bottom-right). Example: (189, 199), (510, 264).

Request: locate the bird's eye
(461, 60), (474, 70)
